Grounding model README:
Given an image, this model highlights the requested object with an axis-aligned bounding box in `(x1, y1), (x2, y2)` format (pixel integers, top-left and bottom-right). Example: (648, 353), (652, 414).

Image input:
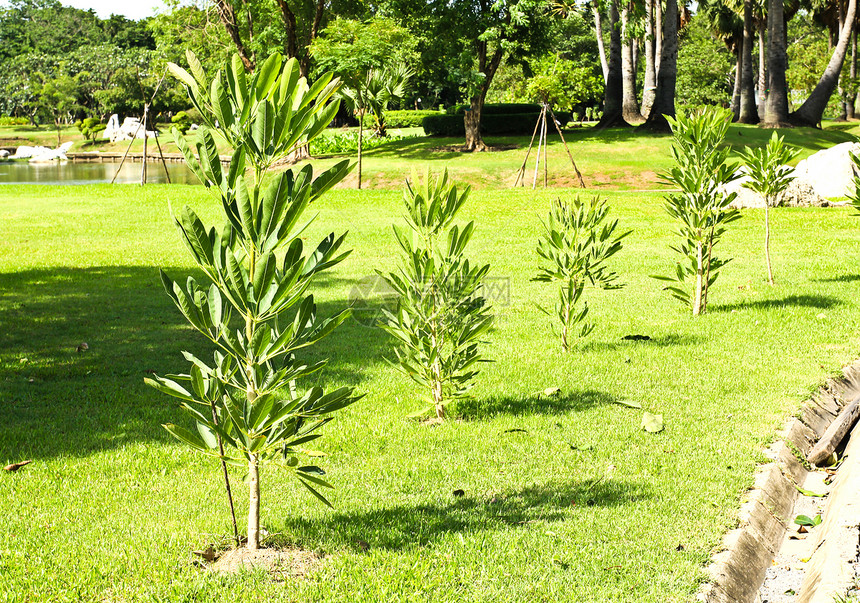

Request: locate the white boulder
(792, 141), (860, 199)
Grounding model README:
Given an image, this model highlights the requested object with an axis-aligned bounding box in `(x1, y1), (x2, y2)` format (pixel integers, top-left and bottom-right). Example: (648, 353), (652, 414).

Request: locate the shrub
(171, 111), (192, 134)
(361, 109), (441, 129)
(379, 170), (494, 420)
(76, 117), (106, 141)
(449, 103), (541, 115)
(309, 130), (418, 155)
(738, 132), (798, 285)
(148, 51), (359, 551)
(423, 111), (571, 137)
(653, 107), (740, 315)
(534, 197), (629, 352)
(0, 116), (29, 126)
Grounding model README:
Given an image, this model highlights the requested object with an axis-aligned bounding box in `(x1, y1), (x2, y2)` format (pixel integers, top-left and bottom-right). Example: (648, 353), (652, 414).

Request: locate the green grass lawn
(2, 120), (858, 191)
(3, 181), (860, 601)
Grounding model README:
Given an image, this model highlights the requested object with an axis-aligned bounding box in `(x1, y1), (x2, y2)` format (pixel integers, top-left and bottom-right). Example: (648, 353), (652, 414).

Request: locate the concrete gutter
(697, 361), (860, 603)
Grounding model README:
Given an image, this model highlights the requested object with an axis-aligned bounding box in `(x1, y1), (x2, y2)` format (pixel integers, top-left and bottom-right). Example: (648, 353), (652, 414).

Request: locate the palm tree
(341, 65), (412, 189)
(790, 0), (857, 126)
(598, 0), (632, 127)
(763, 0), (791, 125)
(641, 0), (679, 131)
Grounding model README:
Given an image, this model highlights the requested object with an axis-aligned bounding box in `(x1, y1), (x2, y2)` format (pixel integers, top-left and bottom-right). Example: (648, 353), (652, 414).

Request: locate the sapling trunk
(765, 201), (774, 285)
(357, 110), (363, 190)
(247, 454), (260, 550)
(693, 239), (704, 316)
(702, 228), (715, 313)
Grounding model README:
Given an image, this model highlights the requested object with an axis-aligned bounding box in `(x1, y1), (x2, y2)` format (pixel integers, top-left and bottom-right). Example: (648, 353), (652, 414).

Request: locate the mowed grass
(2, 119), (857, 191)
(3, 180), (860, 602)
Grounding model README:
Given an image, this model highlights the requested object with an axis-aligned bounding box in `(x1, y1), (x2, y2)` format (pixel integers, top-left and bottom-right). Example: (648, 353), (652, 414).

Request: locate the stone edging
(697, 361), (860, 603)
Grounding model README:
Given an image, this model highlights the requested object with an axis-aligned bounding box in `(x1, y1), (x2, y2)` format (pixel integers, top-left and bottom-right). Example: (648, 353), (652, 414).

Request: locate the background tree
(341, 65), (412, 189)
(446, 0), (552, 150)
(790, 0), (857, 126)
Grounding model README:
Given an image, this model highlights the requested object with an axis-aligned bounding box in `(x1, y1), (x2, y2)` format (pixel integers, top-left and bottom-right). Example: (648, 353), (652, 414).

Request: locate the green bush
(309, 130), (419, 155)
(361, 109), (441, 129)
(449, 103), (541, 115)
(423, 111), (571, 137)
(0, 116), (29, 126)
(76, 117), (106, 141)
(171, 111), (192, 134)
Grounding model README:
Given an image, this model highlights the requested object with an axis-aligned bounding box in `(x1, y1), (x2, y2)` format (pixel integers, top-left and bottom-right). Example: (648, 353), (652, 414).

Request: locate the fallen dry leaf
(4, 460), (32, 472)
(192, 546), (216, 562)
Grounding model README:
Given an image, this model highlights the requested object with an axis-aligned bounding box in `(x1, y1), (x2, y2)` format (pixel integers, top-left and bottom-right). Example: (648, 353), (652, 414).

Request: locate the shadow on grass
(815, 273), (860, 283)
(710, 294), (842, 313)
(278, 478), (651, 551)
(582, 333), (703, 352)
(457, 389), (615, 419)
(0, 266), (384, 460)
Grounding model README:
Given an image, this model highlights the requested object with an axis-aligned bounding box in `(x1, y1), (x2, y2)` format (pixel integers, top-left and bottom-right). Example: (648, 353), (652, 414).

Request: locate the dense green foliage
(423, 110), (572, 136)
(675, 15), (734, 112)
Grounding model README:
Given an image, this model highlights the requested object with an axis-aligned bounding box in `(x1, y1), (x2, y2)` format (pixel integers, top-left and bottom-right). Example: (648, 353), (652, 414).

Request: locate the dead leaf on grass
(4, 460), (32, 472)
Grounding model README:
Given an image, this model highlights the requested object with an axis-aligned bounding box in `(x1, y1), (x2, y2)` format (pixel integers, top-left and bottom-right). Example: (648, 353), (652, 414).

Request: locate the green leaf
(794, 514), (822, 527)
(641, 412), (664, 433)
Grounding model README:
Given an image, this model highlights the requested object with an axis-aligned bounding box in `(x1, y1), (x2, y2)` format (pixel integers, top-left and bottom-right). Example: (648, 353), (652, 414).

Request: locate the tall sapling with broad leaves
(146, 51), (359, 552)
(380, 170), (494, 420)
(739, 132), (798, 285)
(654, 107), (740, 315)
(534, 197), (629, 351)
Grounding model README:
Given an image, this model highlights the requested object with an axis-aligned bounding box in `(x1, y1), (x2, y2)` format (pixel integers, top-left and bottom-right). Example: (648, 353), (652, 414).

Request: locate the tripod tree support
(513, 103), (586, 189)
(111, 70), (172, 186)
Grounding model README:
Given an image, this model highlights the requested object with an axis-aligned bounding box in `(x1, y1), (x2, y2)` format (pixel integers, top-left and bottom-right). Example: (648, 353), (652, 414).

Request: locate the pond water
(0, 160), (200, 185)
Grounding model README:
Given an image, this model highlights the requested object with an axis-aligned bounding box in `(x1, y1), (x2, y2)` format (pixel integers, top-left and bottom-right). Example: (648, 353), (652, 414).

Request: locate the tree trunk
(731, 48), (742, 120)
(247, 454), (260, 550)
(464, 44), (504, 151)
(693, 239), (703, 316)
(597, 0), (631, 128)
(621, 4), (643, 123)
(357, 110), (363, 189)
(850, 31), (858, 120)
(593, 4), (609, 83)
(214, 0), (255, 72)
(738, 0), (759, 123)
(641, 0), (678, 131)
(655, 0), (663, 75)
(464, 95), (486, 151)
(642, 0), (657, 117)
(757, 24), (767, 117)
(763, 0), (790, 126)
(790, 0), (857, 127)
(764, 202), (774, 284)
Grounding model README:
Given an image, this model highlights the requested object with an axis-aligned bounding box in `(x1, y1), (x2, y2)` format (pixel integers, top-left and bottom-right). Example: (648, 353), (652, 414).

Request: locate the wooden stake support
(513, 103), (586, 189)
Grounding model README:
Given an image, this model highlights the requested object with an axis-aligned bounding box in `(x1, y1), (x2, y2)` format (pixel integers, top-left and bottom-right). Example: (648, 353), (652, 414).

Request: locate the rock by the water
(793, 141), (860, 199)
(104, 113), (157, 142)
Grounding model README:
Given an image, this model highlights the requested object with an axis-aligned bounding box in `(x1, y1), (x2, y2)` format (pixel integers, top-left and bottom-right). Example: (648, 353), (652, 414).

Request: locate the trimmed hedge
(423, 111), (572, 137)
(449, 103), (541, 115)
(362, 110), (442, 129)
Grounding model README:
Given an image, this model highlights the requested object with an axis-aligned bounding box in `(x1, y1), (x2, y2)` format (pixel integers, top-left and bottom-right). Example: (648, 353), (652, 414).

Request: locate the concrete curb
(795, 419), (860, 603)
(697, 361), (860, 603)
